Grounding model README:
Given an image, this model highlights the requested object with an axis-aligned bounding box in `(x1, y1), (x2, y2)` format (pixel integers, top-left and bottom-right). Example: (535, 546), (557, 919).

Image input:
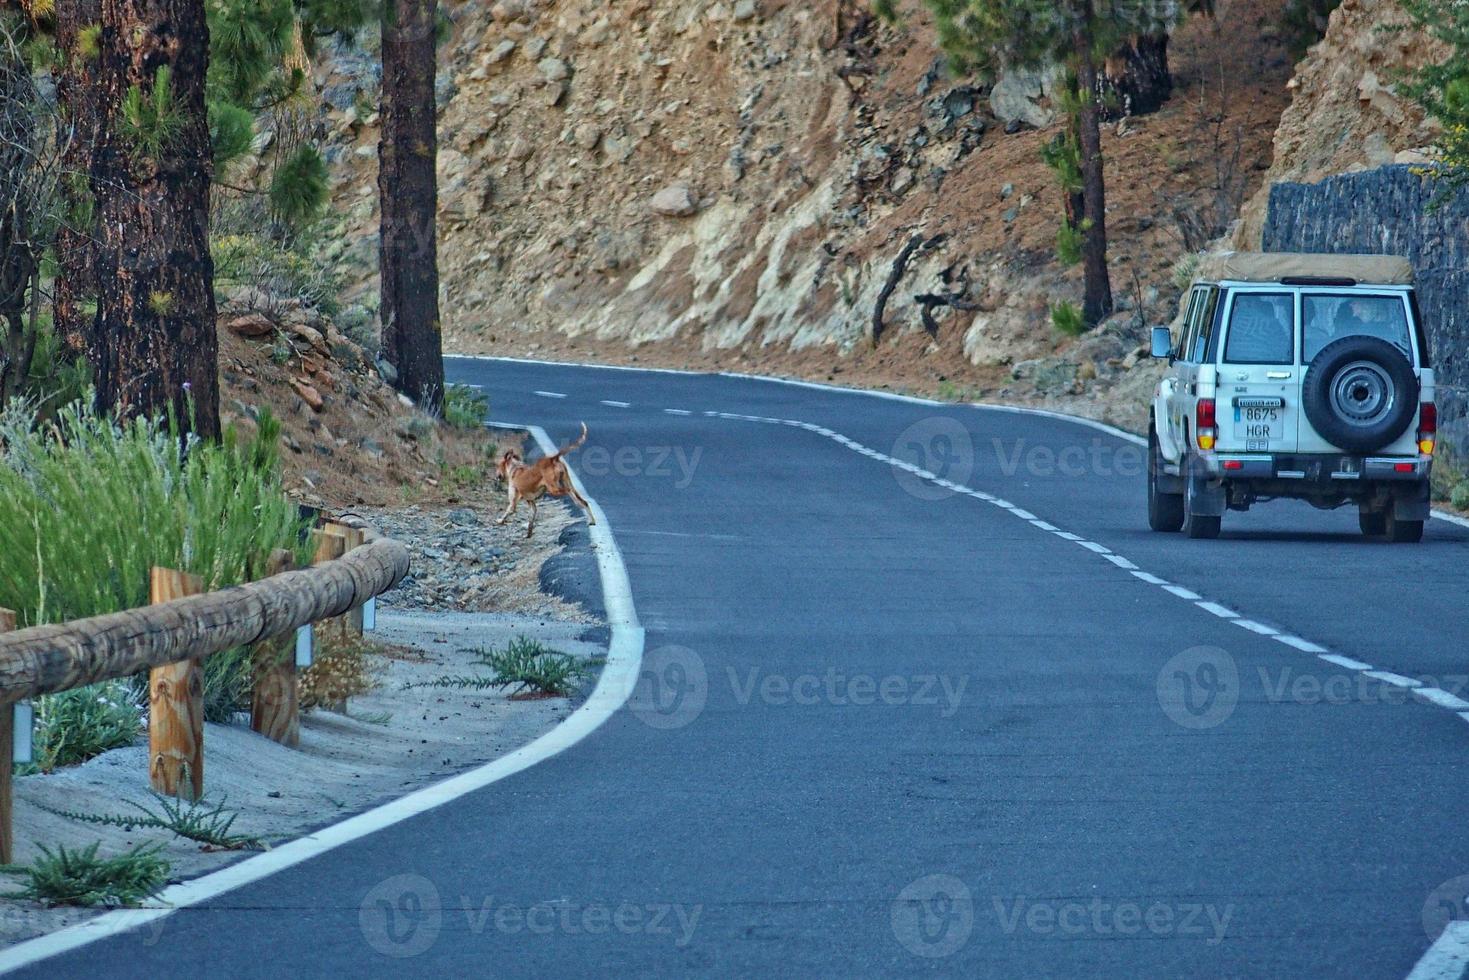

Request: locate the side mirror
(1150, 326), (1173, 360)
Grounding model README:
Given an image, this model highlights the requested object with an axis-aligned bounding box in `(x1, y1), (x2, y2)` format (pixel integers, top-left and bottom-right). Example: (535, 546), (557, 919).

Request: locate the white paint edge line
(1161, 584), (1201, 600)
(1029, 519), (1059, 532)
(1275, 635), (1329, 654)
(1053, 531), (1083, 542)
(1432, 508), (1469, 530)
(1232, 619), (1279, 637)
(1460, 712), (1469, 727)
(1196, 601), (1239, 619)
(0, 423), (646, 975)
(1077, 541), (1112, 555)
(533, 390), (567, 399)
(1009, 508), (1037, 520)
(664, 408), (692, 416)
(1103, 554), (1139, 570)
(1130, 571), (1169, 586)
(1414, 687), (1469, 712)
(600, 400), (632, 408)
(1319, 654), (1374, 671)
(1364, 670), (1422, 689)
(1408, 921), (1469, 980)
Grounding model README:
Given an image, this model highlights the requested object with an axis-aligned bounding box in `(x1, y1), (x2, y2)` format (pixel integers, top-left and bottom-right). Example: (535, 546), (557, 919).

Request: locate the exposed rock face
(1236, 0), (1446, 247)
(1263, 165), (1469, 452)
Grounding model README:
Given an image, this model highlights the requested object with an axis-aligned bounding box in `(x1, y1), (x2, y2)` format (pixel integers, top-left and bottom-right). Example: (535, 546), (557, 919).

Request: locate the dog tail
(554, 422), (589, 458)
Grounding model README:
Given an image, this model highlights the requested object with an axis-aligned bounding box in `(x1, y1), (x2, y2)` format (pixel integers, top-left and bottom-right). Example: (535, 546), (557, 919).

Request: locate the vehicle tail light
(1395, 462), (1415, 473)
(1418, 401), (1436, 456)
(1223, 459), (1243, 471)
(1196, 399), (1216, 451)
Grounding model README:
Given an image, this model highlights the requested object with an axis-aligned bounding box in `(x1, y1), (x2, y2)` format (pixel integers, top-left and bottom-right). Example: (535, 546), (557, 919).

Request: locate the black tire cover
(1301, 336), (1419, 454)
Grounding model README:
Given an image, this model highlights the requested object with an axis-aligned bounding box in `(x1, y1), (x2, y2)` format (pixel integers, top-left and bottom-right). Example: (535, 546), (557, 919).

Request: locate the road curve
(14, 357), (1469, 978)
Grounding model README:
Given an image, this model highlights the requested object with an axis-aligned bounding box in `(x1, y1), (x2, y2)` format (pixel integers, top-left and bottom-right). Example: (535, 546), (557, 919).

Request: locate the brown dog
(495, 422), (596, 538)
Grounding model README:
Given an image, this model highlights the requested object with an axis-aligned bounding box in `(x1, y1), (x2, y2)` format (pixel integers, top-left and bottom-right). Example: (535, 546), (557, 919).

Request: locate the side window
(1190, 287), (1221, 363)
(1178, 288), (1205, 362)
(1223, 292), (1295, 365)
(1175, 287), (1198, 359)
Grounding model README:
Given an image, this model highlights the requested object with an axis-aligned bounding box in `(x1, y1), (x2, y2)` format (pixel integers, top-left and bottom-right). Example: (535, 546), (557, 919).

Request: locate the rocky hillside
(311, 0), (1294, 425)
(1236, 0), (1446, 248)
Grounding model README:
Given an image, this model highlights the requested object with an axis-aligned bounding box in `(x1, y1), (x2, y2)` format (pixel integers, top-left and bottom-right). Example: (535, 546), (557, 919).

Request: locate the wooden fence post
(311, 525), (349, 712)
(0, 607), (13, 863)
(250, 550), (299, 748)
(341, 526), (367, 636)
(149, 568), (205, 800)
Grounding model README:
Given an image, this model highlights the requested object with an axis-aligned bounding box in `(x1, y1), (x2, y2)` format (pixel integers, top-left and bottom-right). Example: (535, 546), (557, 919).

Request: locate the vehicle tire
(1148, 425), (1184, 533)
(1386, 511), (1424, 543)
(1302, 336), (1419, 454)
(1358, 510), (1387, 536)
(1183, 470), (1221, 540)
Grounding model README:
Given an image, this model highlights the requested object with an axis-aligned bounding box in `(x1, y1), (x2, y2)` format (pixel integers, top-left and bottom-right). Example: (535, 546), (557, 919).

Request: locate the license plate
(1234, 404), (1282, 443)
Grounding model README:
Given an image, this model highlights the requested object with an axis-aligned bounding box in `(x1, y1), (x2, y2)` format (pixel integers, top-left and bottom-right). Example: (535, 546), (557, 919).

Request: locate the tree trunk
(1100, 32), (1171, 120)
(0, 35), (37, 405)
(54, 0), (104, 360)
(88, 0), (219, 439)
(1072, 14), (1113, 329)
(379, 0), (444, 414)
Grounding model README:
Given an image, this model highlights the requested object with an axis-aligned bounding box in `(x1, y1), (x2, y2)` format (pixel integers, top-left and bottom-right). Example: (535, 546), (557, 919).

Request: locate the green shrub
(1050, 301), (1086, 338)
(213, 231), (343, 317)
(407, 637), (596, 698)
(40, 793), (264, 851)
(0, 400), (311, 727)
(22, 681), (143, 773)
(2, 841), (169, 907)
(443, 384), (489, 430)
(1451, 483), (1469, 511)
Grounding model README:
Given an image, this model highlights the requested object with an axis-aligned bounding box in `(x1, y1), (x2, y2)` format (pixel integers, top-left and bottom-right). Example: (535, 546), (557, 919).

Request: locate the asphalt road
(19, 357), (1469, 978)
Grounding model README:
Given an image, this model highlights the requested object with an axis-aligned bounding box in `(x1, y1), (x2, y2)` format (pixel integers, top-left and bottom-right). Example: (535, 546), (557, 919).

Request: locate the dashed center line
(600, 400), (632, 408)
(533, 390), (567, 399)
(702, 408), (1469, 738)
(664, 408), (692, 416)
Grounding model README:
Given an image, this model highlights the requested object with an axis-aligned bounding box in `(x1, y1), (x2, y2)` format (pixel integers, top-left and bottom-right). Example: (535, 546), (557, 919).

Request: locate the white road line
(1414, 688), (1469, 712)
(600, 400), (632, 408)
(695, 404), (1469, 748)
(1365, 670), (1422, 689)
(1407, 921), (1469, 980)
(664, 408), (692, 416)
(533, 390), (567, 399)
(1319, 654), (1374, 671)
(1275, 635), (1329, 654)
(0, 423), (647, 975)
(1233, 619), (1278, 636)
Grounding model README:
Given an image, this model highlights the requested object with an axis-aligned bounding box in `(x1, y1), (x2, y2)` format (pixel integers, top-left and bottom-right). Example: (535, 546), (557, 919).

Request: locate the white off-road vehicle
(1148, 252), (1436, 542)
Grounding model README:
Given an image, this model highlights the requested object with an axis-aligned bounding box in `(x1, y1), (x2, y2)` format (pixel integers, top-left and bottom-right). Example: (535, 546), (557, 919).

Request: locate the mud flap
(1393, 481), (1431, 521)
(1187, 476), (1227, 517)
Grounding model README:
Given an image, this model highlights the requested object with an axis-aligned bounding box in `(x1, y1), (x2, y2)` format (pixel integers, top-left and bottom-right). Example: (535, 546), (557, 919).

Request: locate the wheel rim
(1329, 360), (1395, 427)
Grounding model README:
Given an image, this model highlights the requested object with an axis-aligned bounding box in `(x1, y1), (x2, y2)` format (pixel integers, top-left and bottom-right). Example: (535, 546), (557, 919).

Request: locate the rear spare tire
(1302, 336), (1418, 454)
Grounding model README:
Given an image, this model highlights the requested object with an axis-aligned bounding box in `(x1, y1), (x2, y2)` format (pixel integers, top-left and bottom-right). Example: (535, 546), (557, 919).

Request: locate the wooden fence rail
(0, 534), (409, 706)
(0, 523), (409, 858)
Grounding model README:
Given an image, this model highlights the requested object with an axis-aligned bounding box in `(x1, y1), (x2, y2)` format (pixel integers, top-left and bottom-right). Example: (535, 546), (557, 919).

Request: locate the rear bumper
(1201, 453), (1431, 482)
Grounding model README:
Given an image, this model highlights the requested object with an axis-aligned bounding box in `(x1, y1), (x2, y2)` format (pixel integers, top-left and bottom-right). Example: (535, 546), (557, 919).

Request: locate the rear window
(1224, 293), (1294, 365)
(1302, 294), (1412, 363)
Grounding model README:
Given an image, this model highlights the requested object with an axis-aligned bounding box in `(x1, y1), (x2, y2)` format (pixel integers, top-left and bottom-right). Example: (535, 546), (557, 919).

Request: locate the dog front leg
(495, 491), (519, 525)
(525, 499), (538, 538)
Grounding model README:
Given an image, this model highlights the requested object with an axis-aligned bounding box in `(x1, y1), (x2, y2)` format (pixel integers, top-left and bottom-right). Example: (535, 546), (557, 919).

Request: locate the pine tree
(54, 0), (102, 359)
(915, 0), (1193, 328)
(378, 0), (443, 413)
(87, 0), (220, 438)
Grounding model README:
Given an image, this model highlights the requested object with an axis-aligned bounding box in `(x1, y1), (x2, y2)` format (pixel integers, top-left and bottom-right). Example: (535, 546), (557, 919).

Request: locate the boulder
(650, 184), (697, 217)
(227, 313), (275, 338)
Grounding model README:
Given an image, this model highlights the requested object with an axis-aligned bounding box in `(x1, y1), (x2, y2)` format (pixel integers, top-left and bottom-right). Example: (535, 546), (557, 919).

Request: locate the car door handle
(1266, 371), (1292, 380)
